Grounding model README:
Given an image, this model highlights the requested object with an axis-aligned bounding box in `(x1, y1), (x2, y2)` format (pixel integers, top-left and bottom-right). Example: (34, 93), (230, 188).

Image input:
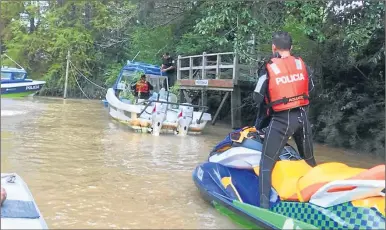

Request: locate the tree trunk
(84, 2), (92, 29)
(138, 0), (155, 25)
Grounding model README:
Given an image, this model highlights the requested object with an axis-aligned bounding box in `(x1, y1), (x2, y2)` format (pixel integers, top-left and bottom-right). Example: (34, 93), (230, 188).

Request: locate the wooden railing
(176, 52), (246, 128)
(176, 52), (239, 82)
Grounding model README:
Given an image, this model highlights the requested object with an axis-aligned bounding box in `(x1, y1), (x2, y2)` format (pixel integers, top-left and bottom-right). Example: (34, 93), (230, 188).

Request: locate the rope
(2, 54), (24, 69)
(132, 51), (141, 62)
(71, 68), (90, 99)
(69, 61), (107, 91)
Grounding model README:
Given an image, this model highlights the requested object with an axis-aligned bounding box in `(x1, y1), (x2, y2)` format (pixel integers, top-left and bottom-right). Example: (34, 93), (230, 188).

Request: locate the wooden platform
(177, 79), (234, 91)
(177, 79), (255, 92)
(176, 52), (255, 128)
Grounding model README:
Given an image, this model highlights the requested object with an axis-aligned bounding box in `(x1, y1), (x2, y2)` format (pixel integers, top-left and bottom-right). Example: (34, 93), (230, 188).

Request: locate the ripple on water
(1, 110), (28, 117)
(1, 98), (240, 229)
(2, 97), (382, 229)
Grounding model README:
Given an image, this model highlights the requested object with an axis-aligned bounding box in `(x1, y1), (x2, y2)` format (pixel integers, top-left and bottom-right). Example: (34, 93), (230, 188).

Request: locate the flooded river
(1, 97), (383, 229)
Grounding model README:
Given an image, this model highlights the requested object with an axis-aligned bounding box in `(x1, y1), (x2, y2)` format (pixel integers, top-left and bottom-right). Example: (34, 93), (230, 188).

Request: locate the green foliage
(169, 83), (180, 99)
(129, 26), (174, 64)
(118, 71), (143, 102)
(104, 63), (124, 87)
(1, 1), (137, 97)
(1, 0), (384, 156)
(176, 32), (228, 55)
(119, 88), (135, 102)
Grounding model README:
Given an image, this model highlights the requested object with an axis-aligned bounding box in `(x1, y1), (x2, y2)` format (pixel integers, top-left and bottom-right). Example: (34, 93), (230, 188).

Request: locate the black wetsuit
(253, 58), (317, 209)
(162, 56), (176, 89)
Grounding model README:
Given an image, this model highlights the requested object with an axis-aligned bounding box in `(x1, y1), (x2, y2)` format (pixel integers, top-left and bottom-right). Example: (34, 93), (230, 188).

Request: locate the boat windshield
(1, 72), (12, 80)
(121, 70), (136, 83)
(13, 72), (26, 80)
(117, 69), (167, 92)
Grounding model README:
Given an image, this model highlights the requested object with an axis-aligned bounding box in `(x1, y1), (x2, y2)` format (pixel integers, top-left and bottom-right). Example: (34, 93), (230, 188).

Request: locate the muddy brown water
(1, 97), (383, 229)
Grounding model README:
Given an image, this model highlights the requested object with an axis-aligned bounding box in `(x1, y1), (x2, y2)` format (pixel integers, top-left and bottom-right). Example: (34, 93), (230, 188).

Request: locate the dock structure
(176, 52), (256, 129)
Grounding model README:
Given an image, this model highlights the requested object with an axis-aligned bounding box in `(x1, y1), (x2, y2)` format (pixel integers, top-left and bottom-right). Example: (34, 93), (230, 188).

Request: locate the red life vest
(266, 56), (309, 112)
(136, 81), (149, 93)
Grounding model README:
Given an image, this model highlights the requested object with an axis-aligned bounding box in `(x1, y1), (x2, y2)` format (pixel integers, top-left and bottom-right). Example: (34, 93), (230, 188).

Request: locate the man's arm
(161, 57), (167, 70)
(253, 67), (268, 107)
(165, 58), (176, 71)
(253, 67), (270, 130)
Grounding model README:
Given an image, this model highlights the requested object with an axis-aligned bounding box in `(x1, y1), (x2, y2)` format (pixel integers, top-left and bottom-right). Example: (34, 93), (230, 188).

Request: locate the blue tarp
(113, 61), (167, 90)
(1, 200), (40, 219)
(122, 61), (167, 76)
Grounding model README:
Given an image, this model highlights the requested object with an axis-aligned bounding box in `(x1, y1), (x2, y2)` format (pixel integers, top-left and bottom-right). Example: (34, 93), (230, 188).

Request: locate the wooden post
(201, 89), (207, 115)
(179, 89), (184, 103)
(250, 33), (256, 75)
(177, 55), (181, 80)
(232, 52), (239, 85)
(189, 57), (193, 79)
(200, 52), (207, 109)
(63, 50), (70, 99)
(231, 86), (242, 129)
(202, 52), (206, 79)
(183, 90), (192, 103)
(216, 54), (221, 79)
(212, 92), (229, 125)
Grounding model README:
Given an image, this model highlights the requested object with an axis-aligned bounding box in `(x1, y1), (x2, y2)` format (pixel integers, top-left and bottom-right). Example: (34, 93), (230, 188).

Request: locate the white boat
(104, 61), (212, 136)
(1, 173), (48, 229)
(1, 67), (46, 98)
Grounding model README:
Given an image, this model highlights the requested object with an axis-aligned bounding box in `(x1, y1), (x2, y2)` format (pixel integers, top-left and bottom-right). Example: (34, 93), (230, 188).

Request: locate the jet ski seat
(258, 160), (385, 203)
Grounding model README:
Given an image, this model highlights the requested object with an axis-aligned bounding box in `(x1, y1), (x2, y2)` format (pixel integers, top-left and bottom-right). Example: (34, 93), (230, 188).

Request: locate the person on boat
(161, 52), (176, 90)
(131, 74), (154, 100)
(1, 187), (6, 206)
(253, 31), (317, 209)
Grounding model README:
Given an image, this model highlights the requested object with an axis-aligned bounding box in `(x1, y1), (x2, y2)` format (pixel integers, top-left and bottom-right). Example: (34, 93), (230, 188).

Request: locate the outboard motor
(151, 99), (168, 136)
(176, 103), (194, 136)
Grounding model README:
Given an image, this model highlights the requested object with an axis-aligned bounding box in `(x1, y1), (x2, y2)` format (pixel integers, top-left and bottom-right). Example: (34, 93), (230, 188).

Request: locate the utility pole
(250, 33), (256, 75)
(63, 50), (70, 99)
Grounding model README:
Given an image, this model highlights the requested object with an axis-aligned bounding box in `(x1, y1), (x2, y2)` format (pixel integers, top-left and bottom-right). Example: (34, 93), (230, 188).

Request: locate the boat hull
(105, 88), (211, 135)
(1, 81), (46, 98)
(193, 162), (385, 229)
(1, 173), (48, 229)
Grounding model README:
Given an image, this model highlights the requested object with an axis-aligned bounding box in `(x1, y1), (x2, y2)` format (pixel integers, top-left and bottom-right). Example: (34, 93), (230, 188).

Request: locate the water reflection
(1, 97), (383, 229)
(1, 97), (240, 229)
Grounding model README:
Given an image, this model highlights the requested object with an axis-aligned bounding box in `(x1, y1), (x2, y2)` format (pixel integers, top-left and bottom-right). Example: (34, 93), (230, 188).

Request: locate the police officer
(161, 52), (176, 90)
(253, 31), (317, 209)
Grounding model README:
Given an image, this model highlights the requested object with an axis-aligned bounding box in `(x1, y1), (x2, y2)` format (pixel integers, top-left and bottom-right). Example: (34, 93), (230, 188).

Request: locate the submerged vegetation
(0, 0), (384, 155)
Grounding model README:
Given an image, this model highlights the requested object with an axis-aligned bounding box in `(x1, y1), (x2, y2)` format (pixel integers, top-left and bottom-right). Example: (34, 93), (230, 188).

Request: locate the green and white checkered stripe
(271, 201), (385, 229)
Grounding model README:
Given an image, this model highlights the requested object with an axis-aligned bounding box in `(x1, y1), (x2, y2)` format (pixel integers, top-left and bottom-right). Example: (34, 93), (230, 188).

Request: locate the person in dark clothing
(161, 52), (176, 90)
(253, 31), (317, 209)
(131, 74), (154, 100)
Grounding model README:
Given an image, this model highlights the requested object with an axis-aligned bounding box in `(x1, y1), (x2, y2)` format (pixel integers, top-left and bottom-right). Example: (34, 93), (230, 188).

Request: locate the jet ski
(192, 126), (385, 229)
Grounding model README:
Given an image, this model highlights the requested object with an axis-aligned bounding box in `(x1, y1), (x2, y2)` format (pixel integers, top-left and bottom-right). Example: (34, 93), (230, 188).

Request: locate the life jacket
(210, 126), (258, 154)
(135, 81), (149, 93)
(266, 56), (309, 112)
